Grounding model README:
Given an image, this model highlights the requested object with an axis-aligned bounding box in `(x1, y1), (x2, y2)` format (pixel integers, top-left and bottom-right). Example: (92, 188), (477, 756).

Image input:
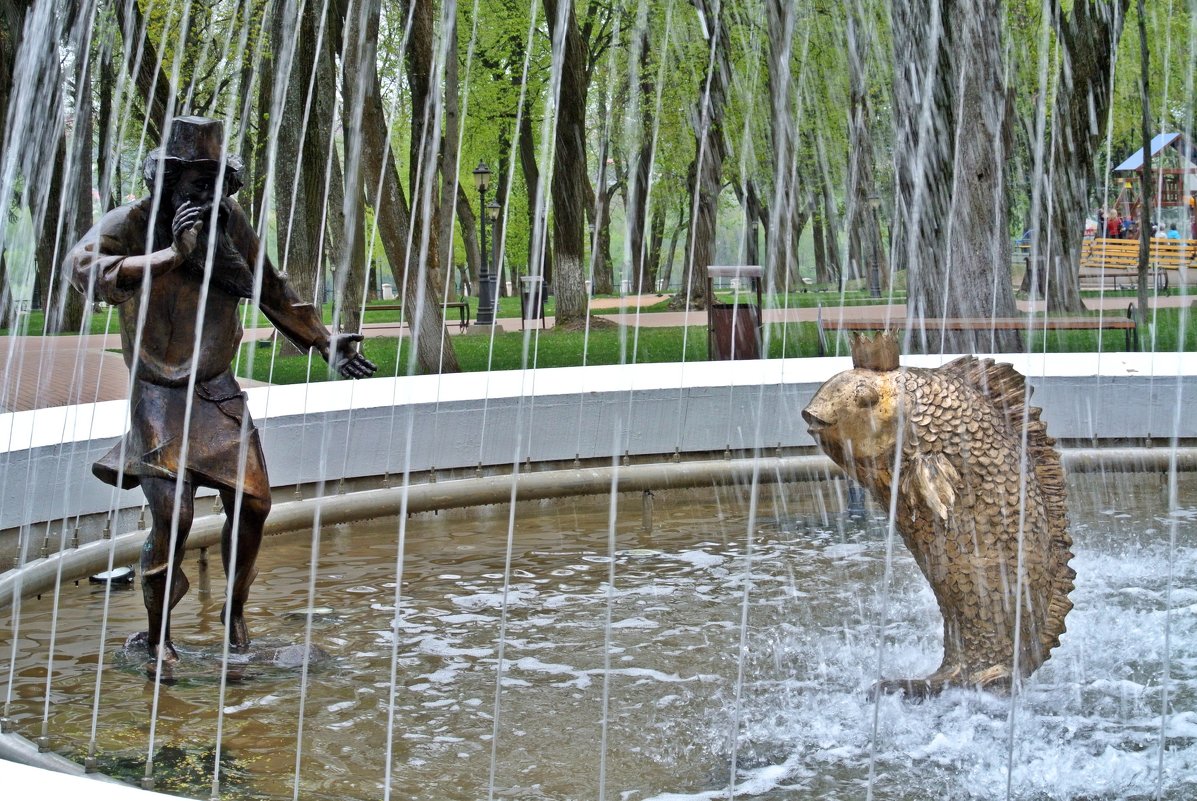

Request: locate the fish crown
(851, 331), (900, 371)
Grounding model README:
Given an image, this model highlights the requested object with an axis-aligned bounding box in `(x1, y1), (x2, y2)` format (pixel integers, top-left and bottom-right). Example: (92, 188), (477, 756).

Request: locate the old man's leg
(139, 476), (198, 663)
(218, 487), (270, 650)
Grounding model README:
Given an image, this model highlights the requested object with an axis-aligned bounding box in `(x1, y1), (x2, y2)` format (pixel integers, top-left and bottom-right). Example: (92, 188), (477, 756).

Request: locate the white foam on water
(447, 587), (539, 610)
(415, 636), (493, 659)
(672, 550), (727, 570)
(640, 526), (1197, 800)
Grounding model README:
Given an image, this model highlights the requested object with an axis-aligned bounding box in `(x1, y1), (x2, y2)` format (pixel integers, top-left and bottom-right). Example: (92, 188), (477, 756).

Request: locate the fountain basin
(2, 355), (1196, 799)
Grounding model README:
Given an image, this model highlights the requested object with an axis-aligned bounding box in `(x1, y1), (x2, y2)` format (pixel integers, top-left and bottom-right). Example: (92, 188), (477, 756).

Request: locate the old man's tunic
(67, 197), (329, 499)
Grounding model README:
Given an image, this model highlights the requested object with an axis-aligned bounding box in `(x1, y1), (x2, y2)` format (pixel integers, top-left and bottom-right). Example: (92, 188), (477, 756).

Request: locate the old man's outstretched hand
(322, 332), (377, 380)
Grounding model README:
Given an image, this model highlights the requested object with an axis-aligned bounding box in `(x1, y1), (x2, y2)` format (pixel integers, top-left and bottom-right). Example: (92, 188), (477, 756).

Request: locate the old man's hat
(143, 116), (244, 192)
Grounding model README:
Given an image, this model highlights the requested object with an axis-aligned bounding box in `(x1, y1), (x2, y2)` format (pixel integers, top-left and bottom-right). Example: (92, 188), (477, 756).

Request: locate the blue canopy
(1114, 133), (1197, 171)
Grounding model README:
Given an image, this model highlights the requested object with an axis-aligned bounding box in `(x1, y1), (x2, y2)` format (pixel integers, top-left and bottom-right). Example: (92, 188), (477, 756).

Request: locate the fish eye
(855, 385), (880, 408)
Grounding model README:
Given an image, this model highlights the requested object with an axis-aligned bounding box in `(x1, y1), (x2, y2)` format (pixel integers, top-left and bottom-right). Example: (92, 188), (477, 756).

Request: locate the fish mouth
(801, 408), (830, 435)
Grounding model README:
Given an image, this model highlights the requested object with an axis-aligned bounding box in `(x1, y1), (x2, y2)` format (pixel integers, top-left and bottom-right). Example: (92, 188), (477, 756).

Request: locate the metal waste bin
(706, 265), (763, 360)
(520, 275), (547, 329)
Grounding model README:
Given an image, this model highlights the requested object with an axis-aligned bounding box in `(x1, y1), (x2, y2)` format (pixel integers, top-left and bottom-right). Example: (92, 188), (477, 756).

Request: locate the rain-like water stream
(1, 0), (1194, 799)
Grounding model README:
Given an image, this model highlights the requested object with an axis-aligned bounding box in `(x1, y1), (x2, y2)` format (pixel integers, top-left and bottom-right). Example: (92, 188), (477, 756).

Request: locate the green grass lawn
(233, 305), (1193, 386)
(235, 323), (824, 384)
(0, 307), (122, 336)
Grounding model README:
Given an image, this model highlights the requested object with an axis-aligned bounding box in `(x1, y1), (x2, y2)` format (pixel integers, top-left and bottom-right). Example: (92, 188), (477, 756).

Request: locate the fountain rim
(4, 350), (1195, 454)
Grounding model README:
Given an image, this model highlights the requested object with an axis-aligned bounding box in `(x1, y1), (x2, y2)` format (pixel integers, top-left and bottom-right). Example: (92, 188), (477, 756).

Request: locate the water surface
(3, 476), (1194, 800)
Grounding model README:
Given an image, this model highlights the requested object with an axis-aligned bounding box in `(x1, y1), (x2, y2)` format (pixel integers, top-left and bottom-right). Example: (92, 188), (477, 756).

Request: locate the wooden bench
(362, 300), (471, 331)
(1077, 237), (1197, 292)
(1077, 266), (1168, 293)
(817, 310), (1139, 355)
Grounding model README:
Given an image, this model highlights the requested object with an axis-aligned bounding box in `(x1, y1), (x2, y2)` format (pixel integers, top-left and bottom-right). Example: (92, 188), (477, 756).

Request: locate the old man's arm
(66, 202), (204, 304)
(228, 203), (376, 379)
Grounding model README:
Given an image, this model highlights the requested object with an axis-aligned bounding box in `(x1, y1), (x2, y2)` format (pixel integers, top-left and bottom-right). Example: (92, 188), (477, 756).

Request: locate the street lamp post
(867, 193), (882, 299)
(473, 161), (496, 326)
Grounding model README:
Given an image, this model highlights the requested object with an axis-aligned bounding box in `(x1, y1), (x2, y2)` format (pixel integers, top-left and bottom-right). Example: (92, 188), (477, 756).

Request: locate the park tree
(1027, 0), (1129, 312)
(675, 0), (731, 311)
(543, 0), (613, 329)
(892, 0), (1022, 353)
(763, 0), (797, 294)
(272, 0), (336, 309)
(845, 0), (889, 296)
(348, 0), (459, 373)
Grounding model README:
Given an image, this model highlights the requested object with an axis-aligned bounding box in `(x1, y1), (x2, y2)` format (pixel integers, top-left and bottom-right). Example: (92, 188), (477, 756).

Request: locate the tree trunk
(406, 0), (447, 316)
(644, 202), (666, 292)
(660, 200), (687, 290)
(1134, 0), (1150, 329)
(791, 199), (809, 288)
(35, 11), (90, 334)
(586, 177), (617, 295)
(35, 131), (64, 316)
(764, 0), (796, 296)
(741, 181), (763, 267)
(312, 8), (341, 309)
(438, 3), (461, 282)
(812, 202), (829, 285)
(492, 124), (513, 296)
(58, 36), (91, 333)
(517, 110), (552, 288)
(348, 0), (457, 373)
(0, 1), (27, 143)
(815, 134), (846, 282)
(543, 0), (590, 327)
(597, 187), (615, 294)
(272, 1), (331, 308)
(4, 0), (54, 328)
(455, 183), (481, 294)
(120, 0), (173, 141)
(96, 26), (119, 211)
(893, 0), (1020, 352)
(325, 146), (366, 337)
(1034, 0), (1128, 311)
(846, 0), (888, 295)
(675, 0), (730, 311)
(249, 28), (273, 227)
(627, 22), (655, 297)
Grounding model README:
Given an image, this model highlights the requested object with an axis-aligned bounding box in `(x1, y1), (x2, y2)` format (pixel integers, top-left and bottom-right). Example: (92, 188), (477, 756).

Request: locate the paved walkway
(0, 294), (1189, 412)
(0, 329), (273, 413)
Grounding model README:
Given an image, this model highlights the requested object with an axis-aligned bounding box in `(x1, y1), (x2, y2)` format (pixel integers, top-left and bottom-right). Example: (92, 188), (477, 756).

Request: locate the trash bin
(520, 276), (547, 329)
(706, 265), (763, 360)
(707, 302), (762, 360)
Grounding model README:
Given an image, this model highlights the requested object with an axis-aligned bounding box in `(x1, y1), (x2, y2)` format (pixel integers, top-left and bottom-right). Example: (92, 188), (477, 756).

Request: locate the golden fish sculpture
(802, 332), (1074, 697)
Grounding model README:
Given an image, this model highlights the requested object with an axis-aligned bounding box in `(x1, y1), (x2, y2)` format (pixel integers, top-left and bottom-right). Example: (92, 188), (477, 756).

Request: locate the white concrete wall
(1, 353), (1194, 532)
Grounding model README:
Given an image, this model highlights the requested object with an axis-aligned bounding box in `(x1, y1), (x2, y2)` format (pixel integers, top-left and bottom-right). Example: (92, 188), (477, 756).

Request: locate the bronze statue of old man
(66, 116), (376, 667)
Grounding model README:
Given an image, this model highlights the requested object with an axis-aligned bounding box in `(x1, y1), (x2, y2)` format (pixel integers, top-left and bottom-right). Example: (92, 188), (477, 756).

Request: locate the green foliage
(16, 0), (1195, 341)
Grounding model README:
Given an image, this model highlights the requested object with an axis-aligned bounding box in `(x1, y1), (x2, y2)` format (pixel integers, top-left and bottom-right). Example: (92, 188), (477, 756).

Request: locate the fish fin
(940, 355), (1074, 668)
(910, 453), (959, 522)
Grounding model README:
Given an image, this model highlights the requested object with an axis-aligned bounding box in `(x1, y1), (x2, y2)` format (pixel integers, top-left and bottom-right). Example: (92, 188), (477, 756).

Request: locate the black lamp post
(867, 192), (882, 299)
(473, 161), (496, 325)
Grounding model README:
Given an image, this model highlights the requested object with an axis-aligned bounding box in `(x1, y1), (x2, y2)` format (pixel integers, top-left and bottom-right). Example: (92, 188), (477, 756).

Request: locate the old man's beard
(185, 208), (257, 299)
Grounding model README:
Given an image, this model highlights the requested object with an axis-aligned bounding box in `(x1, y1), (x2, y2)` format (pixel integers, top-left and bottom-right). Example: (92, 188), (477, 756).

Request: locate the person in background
(1167, 223), (1182, 240)
(1105, 210), (1121, 239)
